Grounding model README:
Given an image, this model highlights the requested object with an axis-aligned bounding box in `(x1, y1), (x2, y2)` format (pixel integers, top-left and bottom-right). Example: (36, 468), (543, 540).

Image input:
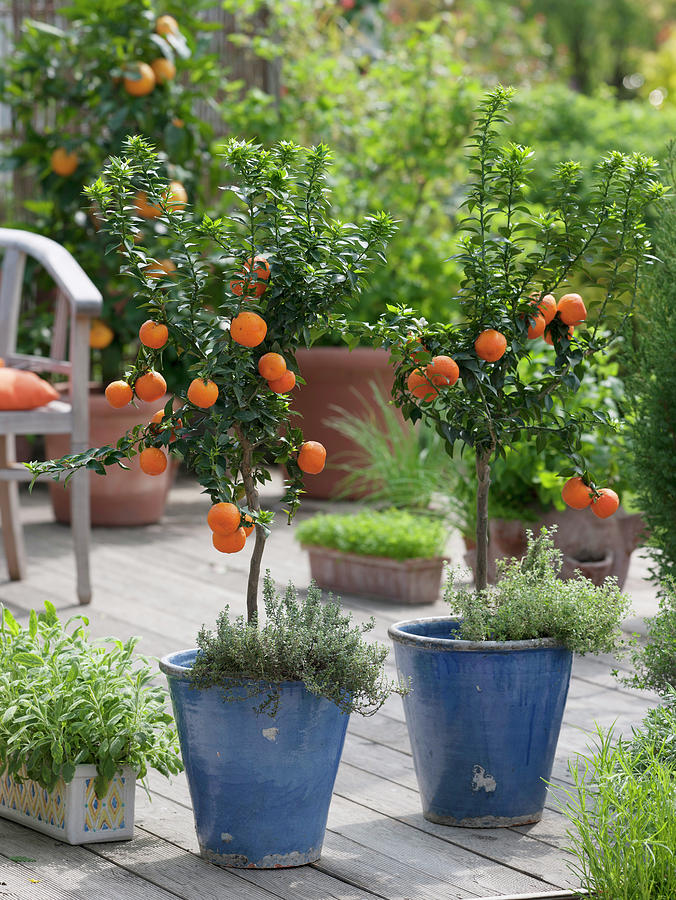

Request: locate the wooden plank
(0, 819), (183, 900)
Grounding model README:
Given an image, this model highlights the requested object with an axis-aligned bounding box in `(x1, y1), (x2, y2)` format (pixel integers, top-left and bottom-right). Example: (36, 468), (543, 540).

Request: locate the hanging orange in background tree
(355, 86), (666, 591)
(29, 136), (395, 621)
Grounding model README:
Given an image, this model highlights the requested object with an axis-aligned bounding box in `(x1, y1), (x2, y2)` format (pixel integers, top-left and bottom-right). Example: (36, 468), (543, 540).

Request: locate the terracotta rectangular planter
(0, 764), (135, 844)
(304, 545), (446, 604)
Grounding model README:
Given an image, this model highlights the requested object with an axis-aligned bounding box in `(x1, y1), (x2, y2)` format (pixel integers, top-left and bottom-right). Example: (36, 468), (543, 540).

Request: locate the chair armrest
(0, 228), (102, 317)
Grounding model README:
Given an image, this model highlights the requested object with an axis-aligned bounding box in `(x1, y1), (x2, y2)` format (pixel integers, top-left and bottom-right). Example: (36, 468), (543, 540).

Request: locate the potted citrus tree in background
(1, 0), (221, 525)
(29, 134), (401, 867)
(357, 85), (666, 827)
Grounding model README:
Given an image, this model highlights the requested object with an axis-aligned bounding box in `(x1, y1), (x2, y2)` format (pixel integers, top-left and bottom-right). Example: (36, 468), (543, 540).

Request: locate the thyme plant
(29, 136), (395, 624)
(358, 86), (666, 591)
(0, 603), (182, 795)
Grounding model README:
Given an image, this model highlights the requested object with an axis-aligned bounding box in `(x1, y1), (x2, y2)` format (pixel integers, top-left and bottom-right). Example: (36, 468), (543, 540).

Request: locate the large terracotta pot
(291, 347), (398, 499)
(45, 387), (174, 527)
(463, 507), (645, 589)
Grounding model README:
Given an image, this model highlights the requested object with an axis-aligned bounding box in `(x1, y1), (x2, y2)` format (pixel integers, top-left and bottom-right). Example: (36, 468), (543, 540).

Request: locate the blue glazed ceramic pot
(160, 649), (350, 867)
(389, 618), (573, 827)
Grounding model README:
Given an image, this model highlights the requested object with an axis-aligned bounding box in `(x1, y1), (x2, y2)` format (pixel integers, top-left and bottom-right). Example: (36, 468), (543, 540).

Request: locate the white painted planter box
(0, 764), (135, 844)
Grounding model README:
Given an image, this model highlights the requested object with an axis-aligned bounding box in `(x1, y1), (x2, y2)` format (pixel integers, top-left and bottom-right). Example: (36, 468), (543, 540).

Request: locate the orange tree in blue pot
(28, 135), (403, 867)
(355, 86), (666, 827)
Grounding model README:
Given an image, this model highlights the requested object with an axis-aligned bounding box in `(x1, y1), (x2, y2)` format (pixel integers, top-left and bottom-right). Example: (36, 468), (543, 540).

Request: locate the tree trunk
(475, 450), (491, 592)
(237, 428), (266, 625)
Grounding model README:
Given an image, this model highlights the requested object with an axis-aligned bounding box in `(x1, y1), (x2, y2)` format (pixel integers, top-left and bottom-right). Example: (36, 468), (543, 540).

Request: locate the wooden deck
(0, 473), (659, 900)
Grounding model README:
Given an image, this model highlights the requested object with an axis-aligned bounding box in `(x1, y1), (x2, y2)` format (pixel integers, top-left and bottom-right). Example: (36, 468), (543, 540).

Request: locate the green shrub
(560, 716), (676, 899)
(296, 509), (447, 561)
(0, 603), (183, 796)
(189, 572), (405, 716)
(626, 582), (676, 695)
(446, 527), (630, 652)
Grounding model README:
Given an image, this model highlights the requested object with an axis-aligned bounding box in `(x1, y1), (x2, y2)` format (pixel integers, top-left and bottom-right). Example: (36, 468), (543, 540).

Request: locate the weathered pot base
(424, 810), (543, 828)
(202, 846), (320, 868)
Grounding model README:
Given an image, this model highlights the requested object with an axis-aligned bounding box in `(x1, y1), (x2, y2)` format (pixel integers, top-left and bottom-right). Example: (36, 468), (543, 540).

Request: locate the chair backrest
(0, 229), (102, 373)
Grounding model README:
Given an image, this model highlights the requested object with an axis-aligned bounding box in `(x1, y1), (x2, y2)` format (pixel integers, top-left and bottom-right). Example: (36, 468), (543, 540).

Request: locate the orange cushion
(0, 368), (59, 410)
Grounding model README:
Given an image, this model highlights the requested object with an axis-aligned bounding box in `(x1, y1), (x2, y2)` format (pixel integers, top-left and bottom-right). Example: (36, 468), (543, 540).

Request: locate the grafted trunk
(237, 429), (266, 624)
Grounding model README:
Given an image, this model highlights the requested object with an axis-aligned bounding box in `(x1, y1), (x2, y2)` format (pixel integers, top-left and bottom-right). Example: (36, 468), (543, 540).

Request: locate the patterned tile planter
(0, 764), (135, 844)
(305, 545), (446, 604)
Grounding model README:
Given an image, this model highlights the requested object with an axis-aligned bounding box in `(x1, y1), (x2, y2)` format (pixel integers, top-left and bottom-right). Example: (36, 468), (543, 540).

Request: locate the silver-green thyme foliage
(190, 572), (406, 716)
(626, 579), (676, 695)
(295, 509), (447, 561)
(445, 527), (630, 652)
(0, 603), (183, 795)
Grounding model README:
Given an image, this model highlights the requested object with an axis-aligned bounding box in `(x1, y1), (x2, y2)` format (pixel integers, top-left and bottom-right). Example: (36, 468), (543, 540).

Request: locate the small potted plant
(357, 86), (665, 827)
(29, 136), (401, 867)
(0, 602), (182, 844)
(296, 508), (448, 605)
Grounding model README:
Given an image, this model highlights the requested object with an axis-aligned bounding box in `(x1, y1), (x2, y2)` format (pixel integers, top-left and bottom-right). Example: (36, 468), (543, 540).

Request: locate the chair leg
(70, 468), (92, 605)
(0, 435), (27, 581)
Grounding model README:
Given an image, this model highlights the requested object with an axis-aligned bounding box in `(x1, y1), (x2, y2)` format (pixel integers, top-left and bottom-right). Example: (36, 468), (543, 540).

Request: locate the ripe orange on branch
(139, 320), (168, 349)
(544, 324), (574, 345)
(475, 329), (507, 362)
(407, 369), (438, 402)
(123, 62), (156, 97)
(145, 258), (176, 280)
(230, 311), (267, 347)
(187, 378), (219, 408)
(268, 370), (296, 393)
(50, 148), (78, 176)
(135, 370), (167, 402)
(531, 293), (557, 325)
(105, 380), (133, 408)
(89, 319), (114, 349)
(156, 15), (179, 35)
(213, 528), (247, 553)
(151, 58), (176, 84)
(298, 441), (327, 474)
(591, 488), (619, 519)
(230, 256), (271, 298)
(426, 355), (459, 387)
(139, 447), (168, 476)
(207, 502), (240, 536)
(258, 352), (286, 381)
(561, 476), (592, 510)
(557, 293), (587, 326)
(527, 314), (546, 340)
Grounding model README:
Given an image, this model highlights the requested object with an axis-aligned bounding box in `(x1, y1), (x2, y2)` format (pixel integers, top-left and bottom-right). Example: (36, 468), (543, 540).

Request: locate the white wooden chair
(0, 228), (102, 605)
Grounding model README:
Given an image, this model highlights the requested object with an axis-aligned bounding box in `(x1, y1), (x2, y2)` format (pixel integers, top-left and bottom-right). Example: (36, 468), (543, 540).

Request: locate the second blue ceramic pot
(160, 649), (350, 867)
(389, 618), (573, 827)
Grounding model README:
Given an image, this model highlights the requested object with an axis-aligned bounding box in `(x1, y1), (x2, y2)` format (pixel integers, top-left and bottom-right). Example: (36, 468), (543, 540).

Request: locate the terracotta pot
(291, 347), (399, 499)
(45, 387), (174, 527)
(463, 507), (645, 589)
(305, 545), (446, 604)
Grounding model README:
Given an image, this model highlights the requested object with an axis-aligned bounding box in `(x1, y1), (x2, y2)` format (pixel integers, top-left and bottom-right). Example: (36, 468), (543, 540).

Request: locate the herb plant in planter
(29, 136), (399, 867)
(296, 509), (448, 605)
(0, 602), (182, 844)
(359, 86), (665, 827)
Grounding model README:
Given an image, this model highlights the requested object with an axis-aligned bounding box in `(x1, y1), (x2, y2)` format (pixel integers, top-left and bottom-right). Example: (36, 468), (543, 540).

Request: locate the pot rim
(388, 616), (562, 652)
(159, 650), (312, 688)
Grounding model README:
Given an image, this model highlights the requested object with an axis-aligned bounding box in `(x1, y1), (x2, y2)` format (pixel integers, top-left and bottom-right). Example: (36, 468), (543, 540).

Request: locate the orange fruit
(258, 352), (286, 381)
(156, 14), (179, 35)
(166, 180), (187, 211)
(135, 183), (186, 218)
(139, 320), (169, 349)
(557, 293), (587, 326)
(591, 488), (620, 519)
(151, 58), (176, 83)
(561, 476), (592, 510)
(531, 293), (557, 325)
(230, 256), (271, 298)
(242, 514), (255, 536)
(123, 62), (156, 97)
(89, 319), (114, 349)
(268, 370), (296, 393)
(544, 324), (574, 346)
(139, 447), (168, 476)
(207, 502), (240, 535)
(105, 380), (133, 408)
(135, 191), (160, 219)
(527, 314), (546, 340)
(407, 369), (438, 402)
(230, 311), (267, 348)
(187, 378), (219, 408)
(213, 528), (247, 553)
(426, 355), (459, 387)
(145, 258), (176, 280)
(50, 147), (78, 176)
(298, 441), (327, 475)
(172, 117), (184, 128)
(475, 329), (507, 362)
(135, 370), (167, 402)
